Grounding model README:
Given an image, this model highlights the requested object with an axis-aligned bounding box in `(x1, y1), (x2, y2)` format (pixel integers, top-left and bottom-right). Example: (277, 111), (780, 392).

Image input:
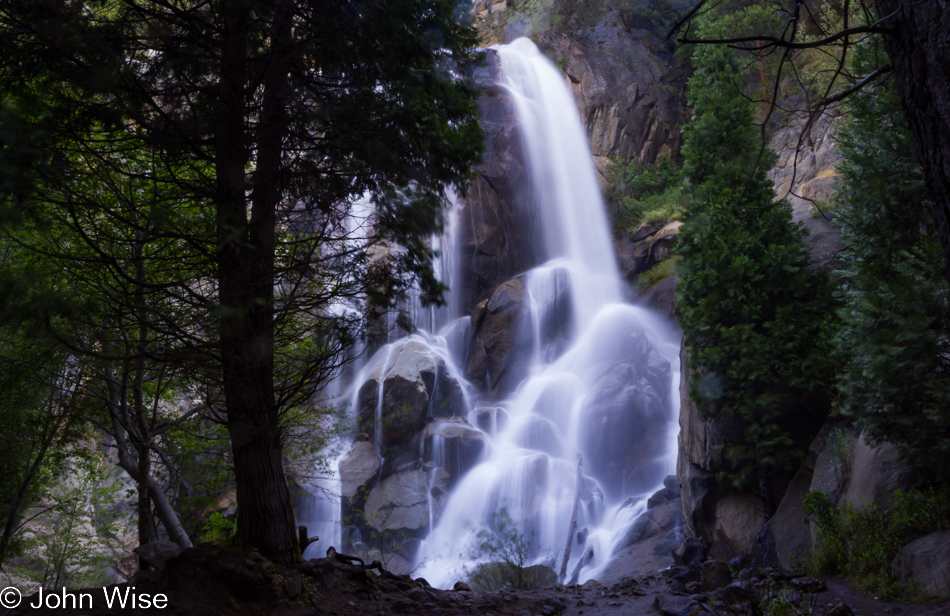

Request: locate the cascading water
(321, 37), (681, 586)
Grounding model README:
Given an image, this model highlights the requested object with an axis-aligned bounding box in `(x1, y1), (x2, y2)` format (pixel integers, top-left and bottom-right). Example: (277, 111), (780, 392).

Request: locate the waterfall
(322, 37), (681, 586)
(412, 39), (681, 585)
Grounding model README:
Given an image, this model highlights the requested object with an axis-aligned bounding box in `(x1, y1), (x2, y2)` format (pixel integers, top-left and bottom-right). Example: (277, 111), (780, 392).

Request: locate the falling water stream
(301, 38), (681, 586)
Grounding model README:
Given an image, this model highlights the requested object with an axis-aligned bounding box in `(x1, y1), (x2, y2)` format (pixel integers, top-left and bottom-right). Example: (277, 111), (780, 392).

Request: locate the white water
(320, 38), (681, 586)
(413, 39), (681, 585)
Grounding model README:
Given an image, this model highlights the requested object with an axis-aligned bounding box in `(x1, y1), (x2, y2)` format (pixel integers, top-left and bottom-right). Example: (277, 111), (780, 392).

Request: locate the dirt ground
(4, 547), (947, 616)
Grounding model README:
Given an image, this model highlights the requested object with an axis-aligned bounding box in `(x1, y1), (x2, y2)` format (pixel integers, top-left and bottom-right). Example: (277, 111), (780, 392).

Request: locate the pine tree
(833, 42), (950, 477)
(675, 35), (834, 502)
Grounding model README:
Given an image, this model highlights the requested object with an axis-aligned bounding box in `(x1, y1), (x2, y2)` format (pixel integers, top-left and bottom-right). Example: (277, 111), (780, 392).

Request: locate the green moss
(636, 256), (680, 292)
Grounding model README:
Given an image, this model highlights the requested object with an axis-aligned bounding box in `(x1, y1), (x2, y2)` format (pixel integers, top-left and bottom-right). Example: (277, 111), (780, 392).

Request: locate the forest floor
(4, 547), (948, 616)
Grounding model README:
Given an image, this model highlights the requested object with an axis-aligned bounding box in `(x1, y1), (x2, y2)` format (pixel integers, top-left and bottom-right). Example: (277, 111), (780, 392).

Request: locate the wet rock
(714, 580), (759, 605)
(619, 500), (682, 548)
(466, 277), (531, 397)
(647, 477), (680, 508)
(516, 415), (567, 457)
(422, 417), (487, 484)
(700, 560), (732, 591)
(363, 471), (435, 537)
(358, 339), (466, 455)
(339, 440), (382, 515)
(581, 348), (672, 497)
(899, 529), (950, 597)
(474, 406), (509, 434)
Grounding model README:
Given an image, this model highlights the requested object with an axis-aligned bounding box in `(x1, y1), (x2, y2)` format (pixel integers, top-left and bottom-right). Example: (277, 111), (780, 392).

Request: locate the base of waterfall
(15, 545), (946, 616)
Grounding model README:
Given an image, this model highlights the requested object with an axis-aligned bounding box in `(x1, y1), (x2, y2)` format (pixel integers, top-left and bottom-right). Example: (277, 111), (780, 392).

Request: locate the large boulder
(768, 466), (814, 572)
(844, 431), (919, 511)
(362, 470), (448, 540)
(422, 417), (488, 485)
(466, 277), (532, 397)
(899, 530), (950, 597)
(339, 440), (382, 516)
(357, 339), (466, 455)
(710, 494), (768, 560)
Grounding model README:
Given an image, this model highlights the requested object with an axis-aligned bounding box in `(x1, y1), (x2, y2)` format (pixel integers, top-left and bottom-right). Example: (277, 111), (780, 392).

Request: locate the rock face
(362, 469), (447, 539)
(339, 440), (382, 517)
(766, 106), (844, 270)
(540, 18), (686, 165)
(844, 431), (919, 511)
(676, 345), (763, 559)
(765, 467), (814, 572)
(422, 417), (488, 487)
(457, 53), (541, 313)
(900, 530), (950, 597)
(357, 339), (465, 456)
(601, 483), (683, 584)
(466, 277), (531, 397)
(582, 347), (672, 497)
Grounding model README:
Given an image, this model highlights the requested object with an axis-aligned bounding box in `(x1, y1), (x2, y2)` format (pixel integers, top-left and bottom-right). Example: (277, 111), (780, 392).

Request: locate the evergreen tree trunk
(876, 0), (950, 284)
(216, 0), (298, 563)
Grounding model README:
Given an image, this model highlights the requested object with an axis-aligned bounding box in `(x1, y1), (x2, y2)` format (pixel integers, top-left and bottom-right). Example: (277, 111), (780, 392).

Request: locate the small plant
(827, 428), (855, 489)
(465, 507), (540, 592)
(802, 486), (950, 599)
(636, 257), (680, 292)
(608, 157), (690, 232)
(199, 512), (238, 546)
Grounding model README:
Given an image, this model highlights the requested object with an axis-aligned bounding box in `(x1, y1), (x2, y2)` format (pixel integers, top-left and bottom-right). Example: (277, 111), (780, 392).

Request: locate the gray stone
(363, 471), (432, 535)
(423, 417), (487, 484)
(710, 494), (768, 560)
(474, 406), (509, 435)
(283, 571), (303, 599)
(358, 339), (467, 456)
(770, 466), (814, 572)
(133, 541), (182, 570)
(466, 277), (531, 397)
(339, 440), (382, 513)
(619, 500), (682, 548)
(845, 431), (919, 512)
(899, 529), (950, 597)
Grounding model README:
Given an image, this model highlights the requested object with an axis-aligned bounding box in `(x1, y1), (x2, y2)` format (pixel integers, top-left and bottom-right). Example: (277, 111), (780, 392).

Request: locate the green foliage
(5, 444), (129, 593)
(802, 487), (950, 599)
(675, 16), (835, 490)
(465, 507), (539, 591)
(199, 512), (238, 547)
(827, 428), (855, 489)
(609, 157), (690, 232)
(831, 41), (950, 476)
(636, 256), (680, 292)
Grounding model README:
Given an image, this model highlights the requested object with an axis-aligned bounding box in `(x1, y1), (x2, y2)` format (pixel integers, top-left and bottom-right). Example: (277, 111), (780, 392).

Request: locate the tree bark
(875, 0), (950, 283)
(216, 0), (299, 563)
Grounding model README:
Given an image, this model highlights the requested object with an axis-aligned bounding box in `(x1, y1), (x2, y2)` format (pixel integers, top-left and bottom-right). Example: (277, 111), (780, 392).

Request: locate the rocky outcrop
(357, 339), (466, 456)
(601, 481), (683, 584)
(339, 440), (382, 517)
(900, 530), (950, 597)
(767, 107), (844, 270)
(616, 220), (682, 282)
(540, 17), (686, 165)
(362, 469), (448, 539)
(422, 417), (488, 487)
(676, 346), (763, 559)
(466, 277), (531, 397)
(457, 52), (541, 312)
(844, 431), (919, 511)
